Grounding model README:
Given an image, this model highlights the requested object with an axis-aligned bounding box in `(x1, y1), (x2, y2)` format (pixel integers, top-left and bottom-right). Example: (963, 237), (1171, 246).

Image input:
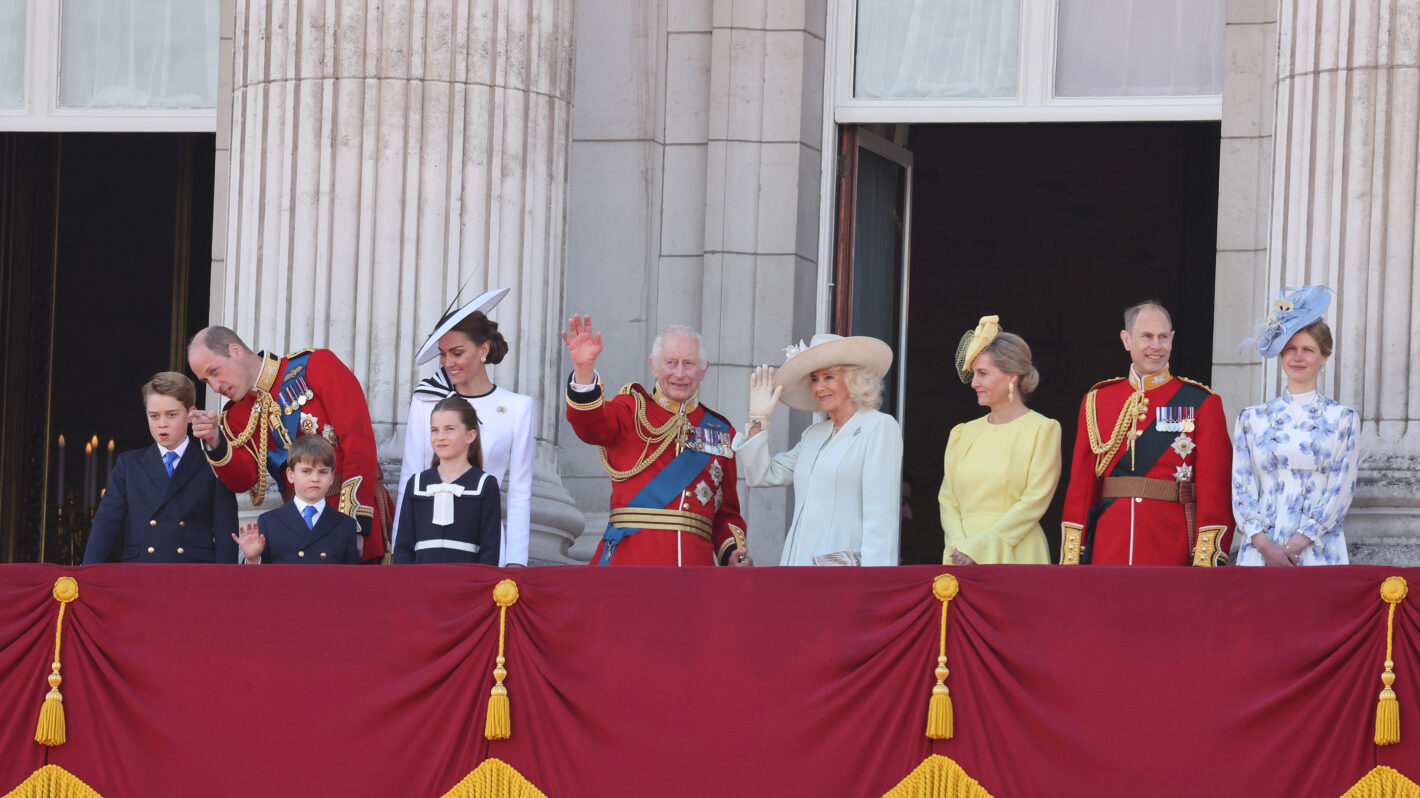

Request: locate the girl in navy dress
(393, 397), (502, 564)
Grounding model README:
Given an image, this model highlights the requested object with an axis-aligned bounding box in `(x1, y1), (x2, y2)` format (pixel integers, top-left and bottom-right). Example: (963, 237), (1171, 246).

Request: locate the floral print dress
(1231, 390), (1359, 565)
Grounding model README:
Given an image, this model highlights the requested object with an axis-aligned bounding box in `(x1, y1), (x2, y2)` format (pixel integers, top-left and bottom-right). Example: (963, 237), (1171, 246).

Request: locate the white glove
(748, 365), (783, 425)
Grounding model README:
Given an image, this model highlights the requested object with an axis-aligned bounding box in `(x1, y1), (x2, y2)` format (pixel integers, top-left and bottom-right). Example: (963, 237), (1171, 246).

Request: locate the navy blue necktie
(164, 450), (178, 478)
(303, 505), (317, 530)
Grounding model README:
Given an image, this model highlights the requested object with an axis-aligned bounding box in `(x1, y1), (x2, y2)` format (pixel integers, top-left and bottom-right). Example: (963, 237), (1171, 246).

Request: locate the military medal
(1155, 407), (1196, 433)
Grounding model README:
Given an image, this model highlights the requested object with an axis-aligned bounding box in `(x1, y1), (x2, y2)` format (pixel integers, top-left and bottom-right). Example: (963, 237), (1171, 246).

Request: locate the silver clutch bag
(811, 550), (862, 567)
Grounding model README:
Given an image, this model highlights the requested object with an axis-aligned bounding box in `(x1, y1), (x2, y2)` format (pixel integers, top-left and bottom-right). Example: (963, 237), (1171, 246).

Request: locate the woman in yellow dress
(939, 316), (1061, 565)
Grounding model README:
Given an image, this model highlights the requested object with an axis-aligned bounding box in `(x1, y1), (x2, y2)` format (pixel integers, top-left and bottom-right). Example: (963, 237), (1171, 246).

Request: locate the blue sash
(265, 352), (312, 478)
(598, 413), (728, 564)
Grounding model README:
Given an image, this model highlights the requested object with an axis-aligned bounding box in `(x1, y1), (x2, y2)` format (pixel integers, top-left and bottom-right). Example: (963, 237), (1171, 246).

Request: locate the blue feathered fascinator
(1254, 285), (1332, 358)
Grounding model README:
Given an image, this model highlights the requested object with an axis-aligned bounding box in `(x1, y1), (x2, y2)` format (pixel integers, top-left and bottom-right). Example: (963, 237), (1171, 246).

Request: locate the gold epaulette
(284, 347), (317, 359)
(1087, 376), (1127, 393)
(1177, 376), (1215, 394)
(618, 382), (638, 396)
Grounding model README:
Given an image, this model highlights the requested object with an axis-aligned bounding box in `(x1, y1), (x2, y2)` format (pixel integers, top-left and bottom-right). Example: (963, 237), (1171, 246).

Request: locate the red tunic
(1060, 371), (1232, 566)
(205, 349), (387, 562)
(567, 381), (747, 566)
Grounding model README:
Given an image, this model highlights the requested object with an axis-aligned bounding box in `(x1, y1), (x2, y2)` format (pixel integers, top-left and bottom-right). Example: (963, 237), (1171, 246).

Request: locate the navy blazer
(256, 501), (360, 564)
(83, 438), (240, 564)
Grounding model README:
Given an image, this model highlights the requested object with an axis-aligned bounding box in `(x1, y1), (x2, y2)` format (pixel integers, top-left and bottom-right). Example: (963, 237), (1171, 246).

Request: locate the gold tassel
(882, 755), (995, 798)
(1338, 765), (1420, 798)
(438, 758), (549, 798)
(1375, 576), (1408, 746)
(926, 574), (959, 740)
(485, 579), (519, 741)
(2, 764), (105, 798)
(34, 577), (79, 747)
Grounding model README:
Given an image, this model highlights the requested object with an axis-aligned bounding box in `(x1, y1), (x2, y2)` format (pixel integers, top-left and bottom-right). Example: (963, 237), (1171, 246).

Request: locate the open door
(832, 125), (913, 423)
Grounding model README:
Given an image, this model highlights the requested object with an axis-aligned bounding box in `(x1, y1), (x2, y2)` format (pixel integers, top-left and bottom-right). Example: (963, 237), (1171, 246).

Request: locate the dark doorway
(896, 122), (1220, 564)
(0, 132), (215, 564)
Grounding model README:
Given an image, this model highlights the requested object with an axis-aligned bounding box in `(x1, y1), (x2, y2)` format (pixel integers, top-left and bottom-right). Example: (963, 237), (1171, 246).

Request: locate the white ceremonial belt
(414, 539), (481, 554)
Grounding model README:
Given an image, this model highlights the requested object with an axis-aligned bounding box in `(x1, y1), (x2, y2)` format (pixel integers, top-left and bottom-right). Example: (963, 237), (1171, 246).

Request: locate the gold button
(320, 552), (327, 559)
(176, 547), (184, 555)
(179, 521), (186, 527)
(149, 520), (158, 527)
(298, 551), (306, 557)
(147, 546), (155, 554)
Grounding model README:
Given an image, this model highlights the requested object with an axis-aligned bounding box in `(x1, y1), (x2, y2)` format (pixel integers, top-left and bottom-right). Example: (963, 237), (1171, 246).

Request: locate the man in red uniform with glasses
(1060, 301), (1233, 566)
(562, 316), (749, 567)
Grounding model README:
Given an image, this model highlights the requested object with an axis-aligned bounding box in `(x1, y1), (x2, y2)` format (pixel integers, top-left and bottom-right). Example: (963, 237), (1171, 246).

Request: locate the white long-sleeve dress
(1231, 389), (1359, 565)
(735, 407), (902, 566)
(395, 370), (534, 566)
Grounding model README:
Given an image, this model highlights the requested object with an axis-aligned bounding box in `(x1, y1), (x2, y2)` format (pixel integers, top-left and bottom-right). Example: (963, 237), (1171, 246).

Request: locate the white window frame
(830, 0), (1223, 124)
(0, 0), (216, 132)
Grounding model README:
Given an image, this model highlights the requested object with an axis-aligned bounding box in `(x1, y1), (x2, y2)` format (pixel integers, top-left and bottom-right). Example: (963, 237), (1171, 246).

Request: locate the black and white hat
(414, 287), (510, 365)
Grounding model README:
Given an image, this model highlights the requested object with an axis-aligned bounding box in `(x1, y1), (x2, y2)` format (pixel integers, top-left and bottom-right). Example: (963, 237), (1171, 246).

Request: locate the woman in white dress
(395, 288), (534, 566)
(1233, 286), (1358, 566)
(735, 334), (902, 566)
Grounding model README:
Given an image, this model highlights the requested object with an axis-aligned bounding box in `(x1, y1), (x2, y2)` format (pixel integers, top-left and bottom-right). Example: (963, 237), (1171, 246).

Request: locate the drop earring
(1008, 380), (1015, 403)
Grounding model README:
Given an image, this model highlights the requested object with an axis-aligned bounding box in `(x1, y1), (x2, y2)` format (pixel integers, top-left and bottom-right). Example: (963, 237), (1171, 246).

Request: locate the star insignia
(710, 461), (723, 486)
(714, 487), (723, 511)
(1174, 465), (1194, 482)
(1171, 433), (1195, 460)
(694, 481), (713, 505)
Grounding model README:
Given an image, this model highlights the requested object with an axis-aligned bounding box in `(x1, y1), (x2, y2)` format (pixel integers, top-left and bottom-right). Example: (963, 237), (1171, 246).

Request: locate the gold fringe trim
(1375, 576), (1408, 746)
(439, 758), (548, 798)
(485, 579), (519, 741)
(925, 574), (959, 740)
(2, 765), (103, 798)
(883, 755), (994, 798)
(35, 577), (79, 747)
(1340, 766), (1420, 798)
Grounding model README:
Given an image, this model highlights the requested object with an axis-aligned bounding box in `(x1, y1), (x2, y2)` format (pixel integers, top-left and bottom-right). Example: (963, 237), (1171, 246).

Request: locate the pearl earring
(480, 356), (487, 363)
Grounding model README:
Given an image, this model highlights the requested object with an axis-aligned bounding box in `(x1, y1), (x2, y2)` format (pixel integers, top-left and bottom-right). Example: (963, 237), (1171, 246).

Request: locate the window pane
(856, 0), (1020, 99)
(1055, 0), (1224, 97)
(0, 0), (24, 108)
(59, 0), (218, 108)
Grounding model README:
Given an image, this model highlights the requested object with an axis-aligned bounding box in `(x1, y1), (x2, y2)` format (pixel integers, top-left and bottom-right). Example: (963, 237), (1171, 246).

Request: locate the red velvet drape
(2, 564), (1417, 797)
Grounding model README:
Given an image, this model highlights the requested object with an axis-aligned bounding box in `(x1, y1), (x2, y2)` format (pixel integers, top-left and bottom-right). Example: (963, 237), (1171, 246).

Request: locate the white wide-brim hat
(414, 288), (511, 365)
(773, 333), (893, 411)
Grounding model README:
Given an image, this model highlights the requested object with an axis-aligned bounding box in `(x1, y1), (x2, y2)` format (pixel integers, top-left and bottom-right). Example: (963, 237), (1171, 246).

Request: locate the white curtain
(0, 0), (24, 108)
(1055, 0), (1224, 97)
(59, 0), (218, 108)
(855, 0), (1020, 99)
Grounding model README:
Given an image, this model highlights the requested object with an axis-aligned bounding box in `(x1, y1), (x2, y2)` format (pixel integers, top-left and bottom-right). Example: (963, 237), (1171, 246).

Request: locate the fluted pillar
(1264, 0), (1420, 562)
(213, 0), (584, 562)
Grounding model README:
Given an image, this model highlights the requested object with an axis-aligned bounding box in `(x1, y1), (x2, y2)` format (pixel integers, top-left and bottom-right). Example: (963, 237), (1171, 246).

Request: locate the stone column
(1256, 0), (1420, 562)
(214, 0), (585, 563)
(561, 0), (825, 563)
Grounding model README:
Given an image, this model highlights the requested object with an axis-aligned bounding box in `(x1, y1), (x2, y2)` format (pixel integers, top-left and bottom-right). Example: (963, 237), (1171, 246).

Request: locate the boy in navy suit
(83, 372), (240, 564)
(235, 435), (360, 564)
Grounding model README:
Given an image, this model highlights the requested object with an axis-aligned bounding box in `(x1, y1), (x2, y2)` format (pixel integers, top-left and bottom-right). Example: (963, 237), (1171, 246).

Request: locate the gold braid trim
(597, 389), (691, 482)
(1085, 387), (1148, 478)
(219, 391), (290, 506)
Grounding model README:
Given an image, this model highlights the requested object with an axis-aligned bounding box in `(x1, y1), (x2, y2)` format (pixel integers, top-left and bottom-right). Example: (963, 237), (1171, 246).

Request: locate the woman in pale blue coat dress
(735, 334), (902, 566)
(1233, 288), (1358, 566)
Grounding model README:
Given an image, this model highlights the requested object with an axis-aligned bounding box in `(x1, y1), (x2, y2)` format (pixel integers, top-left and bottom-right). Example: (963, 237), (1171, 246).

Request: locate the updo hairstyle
(980, 332), (1040, 399)
(449, 311), (509, 365)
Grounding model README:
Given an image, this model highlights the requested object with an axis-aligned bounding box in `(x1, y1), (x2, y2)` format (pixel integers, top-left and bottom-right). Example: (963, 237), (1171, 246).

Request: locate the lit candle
(56, 435), (65, 509)
(89, 435), (99, 509)
(106, 438), (115, 479)
(83, 441), (93, 512)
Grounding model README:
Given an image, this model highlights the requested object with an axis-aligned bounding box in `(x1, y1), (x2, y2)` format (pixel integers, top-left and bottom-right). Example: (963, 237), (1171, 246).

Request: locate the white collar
(159, 437), (191, 461)
(292, 496), (327, 516)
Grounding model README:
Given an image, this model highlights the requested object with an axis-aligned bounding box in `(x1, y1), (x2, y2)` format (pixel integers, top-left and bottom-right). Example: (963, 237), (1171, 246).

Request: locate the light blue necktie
(303, 505), (317, 530)
(164, 450), (178, 478)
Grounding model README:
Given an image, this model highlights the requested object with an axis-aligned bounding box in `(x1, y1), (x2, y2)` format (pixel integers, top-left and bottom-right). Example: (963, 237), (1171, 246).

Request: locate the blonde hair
(821, 364), (884, 411)
(979, 332), (1040, 398)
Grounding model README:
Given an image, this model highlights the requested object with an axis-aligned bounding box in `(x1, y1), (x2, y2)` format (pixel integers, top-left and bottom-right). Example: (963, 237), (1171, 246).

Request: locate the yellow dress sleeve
(938, 424), (968, 563)
(953, 417), (1061, 564)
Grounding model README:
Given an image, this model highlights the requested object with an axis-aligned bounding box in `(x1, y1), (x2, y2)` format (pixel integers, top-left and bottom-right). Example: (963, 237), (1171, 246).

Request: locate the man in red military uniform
(1060, 301), (1232, 566)
(561, 316), (749, 566)
(187, 326), (387, 562)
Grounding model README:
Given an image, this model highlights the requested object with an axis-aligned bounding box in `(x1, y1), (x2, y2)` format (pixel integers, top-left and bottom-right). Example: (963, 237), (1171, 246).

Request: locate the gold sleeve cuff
(1192, 525), (1228, 567)
(1060, 522), (1085, 565)
(566, 380), (605, 411)
(205, 440), (233, 468)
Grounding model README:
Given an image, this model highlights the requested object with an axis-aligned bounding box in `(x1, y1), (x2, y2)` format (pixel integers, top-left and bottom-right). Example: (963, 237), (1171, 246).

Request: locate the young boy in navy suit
(235, 435), (360, 564)
(83, 372), (240, 564)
